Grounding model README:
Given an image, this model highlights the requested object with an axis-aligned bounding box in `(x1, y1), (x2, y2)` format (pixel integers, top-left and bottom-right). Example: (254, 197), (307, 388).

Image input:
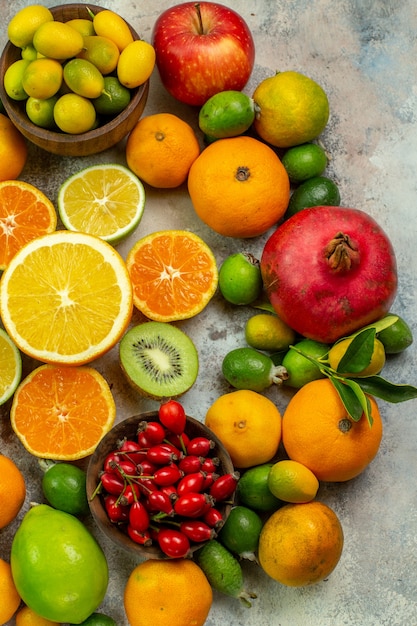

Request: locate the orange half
(126, 230), (218, 322)
(10, 364), (116, 460)
(0, 180), (57, 271)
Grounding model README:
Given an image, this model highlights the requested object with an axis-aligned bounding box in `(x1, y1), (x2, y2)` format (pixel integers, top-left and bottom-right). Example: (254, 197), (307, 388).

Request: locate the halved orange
(10, 364), (116, 459)
(0, 180), (57, 271)
(126, 230), (218, 322)
(0, 230), (133, 365)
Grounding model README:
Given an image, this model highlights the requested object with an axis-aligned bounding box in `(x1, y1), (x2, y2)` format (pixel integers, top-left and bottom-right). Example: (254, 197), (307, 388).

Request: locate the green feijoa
(282, 338), (329, 389)
(218, 505), (263, 561)
(41, 459), (89, 516)
(197, 539), (256, 606)
(237, 463), (281, 512)
(281, 143), (328, 183)
(199, 90), (255, 139)
(222, 347), (287, 392)
(377, 314), (413, 354)
(285, 175), (341, 218)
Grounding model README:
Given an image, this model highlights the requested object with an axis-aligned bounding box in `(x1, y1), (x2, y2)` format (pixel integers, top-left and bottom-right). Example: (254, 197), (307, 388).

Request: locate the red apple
(151, 2), (255, 106)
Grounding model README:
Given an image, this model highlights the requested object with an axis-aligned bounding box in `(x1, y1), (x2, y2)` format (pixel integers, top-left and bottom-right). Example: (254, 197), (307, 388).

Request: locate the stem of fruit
(324, 232), (360, 273)
(194, 3), (205, 34)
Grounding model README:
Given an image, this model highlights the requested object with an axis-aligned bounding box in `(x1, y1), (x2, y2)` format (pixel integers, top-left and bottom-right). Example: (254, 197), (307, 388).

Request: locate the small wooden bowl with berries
(86, 401), (237, 559)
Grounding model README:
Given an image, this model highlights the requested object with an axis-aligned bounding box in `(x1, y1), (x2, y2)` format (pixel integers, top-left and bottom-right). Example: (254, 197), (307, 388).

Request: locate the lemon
(328, 336), (386, 377)
(3, 59), (30, 100)
(253, 71), (330, 148)
(57, 164), (145, 245)
(93, 76), (131, 116)
(117, 40), (156, 88)
(33, 21), (84, 60)
(22, 58), (63, 99)
(53, 94), (96, 134)
(0, 328), (22, 406)
(268, 460), (319, 503)
(245, 313), (296, 351)
(26, 95), (57, 129)
(63, 58), (105, 99)
(78, 35), (120, 75)
(7, 5), (53, 48)
(281, 142), (328, 183)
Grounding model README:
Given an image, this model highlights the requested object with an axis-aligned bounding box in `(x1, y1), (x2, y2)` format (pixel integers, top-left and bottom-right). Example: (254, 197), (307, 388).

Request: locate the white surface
(1, 1), (417, 625)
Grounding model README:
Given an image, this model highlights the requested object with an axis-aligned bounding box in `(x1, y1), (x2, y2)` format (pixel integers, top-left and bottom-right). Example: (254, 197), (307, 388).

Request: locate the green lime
(3, 59), (31, 101)
(93, 76), (131, 116)
(377, 314), (413, 354)
(199, 90), (255, 139)
(73, 613), (116, 626)
(218, 505), (263, 560)
(41, 460), (89, 516)
(245, 313), (296, 351)
(222, 346), (287, 392)
(219, 252), (263, 305)
(281, 143), (328, 183)
(285, 175), (341, 218)
(282, 338), (329, 388)
(237, 463), (282, 512)
(11, 504), (108, 623)
(26, 95), (58, 129)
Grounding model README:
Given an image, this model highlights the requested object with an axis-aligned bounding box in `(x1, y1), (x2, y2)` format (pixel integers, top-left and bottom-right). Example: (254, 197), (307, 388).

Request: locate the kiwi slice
(119, 321), (199, 399)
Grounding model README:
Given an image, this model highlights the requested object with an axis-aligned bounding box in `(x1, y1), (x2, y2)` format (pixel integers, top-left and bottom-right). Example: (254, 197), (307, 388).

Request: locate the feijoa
(222, 347), (288, 391)
(218, 505), (263, 561)
(199, 90), (256, 139)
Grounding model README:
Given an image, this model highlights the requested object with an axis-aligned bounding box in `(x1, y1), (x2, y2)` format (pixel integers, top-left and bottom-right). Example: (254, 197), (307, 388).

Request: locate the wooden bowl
(0, 4), (149, 156)
(86, 412), (235, 559)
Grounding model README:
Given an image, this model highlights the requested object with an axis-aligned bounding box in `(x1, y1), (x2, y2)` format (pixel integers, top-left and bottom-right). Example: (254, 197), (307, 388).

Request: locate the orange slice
(0, 180), (57, 271)
(0, 230), (133, 365)
(10, 364), (116, 459)
(126, 230), (218, 322)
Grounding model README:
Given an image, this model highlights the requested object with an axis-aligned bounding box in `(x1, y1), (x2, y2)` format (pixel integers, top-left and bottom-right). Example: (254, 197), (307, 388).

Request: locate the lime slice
(0, 327), (22, 405)
(58, 164), (145, 245)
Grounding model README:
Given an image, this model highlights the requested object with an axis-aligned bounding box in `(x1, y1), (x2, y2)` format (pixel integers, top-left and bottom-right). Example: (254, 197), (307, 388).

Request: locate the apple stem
(194, 3), (205, 35)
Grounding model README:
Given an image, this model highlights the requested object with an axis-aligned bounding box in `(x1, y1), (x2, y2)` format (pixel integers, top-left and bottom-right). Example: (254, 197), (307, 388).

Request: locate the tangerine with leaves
(0, 454), (26, 529)
(0, 180), (57, 270)
(10, 364), (116, 460)
(126, 230), (218, 322)
(282, 378), (383, 482)
(126, 113), (200, 188)
(188, 136), (290, 238)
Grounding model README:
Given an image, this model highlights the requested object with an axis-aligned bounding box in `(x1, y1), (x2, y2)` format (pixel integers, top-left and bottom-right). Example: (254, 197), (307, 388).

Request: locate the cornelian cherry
(158, 399), (186, 435)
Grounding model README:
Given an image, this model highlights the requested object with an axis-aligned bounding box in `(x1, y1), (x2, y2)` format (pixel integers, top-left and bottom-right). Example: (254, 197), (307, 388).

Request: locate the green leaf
(355, 314), (399, 336)
(336, 328), (376, 374)
(348, 375), (417, 403)
(330, 376), (369, 422)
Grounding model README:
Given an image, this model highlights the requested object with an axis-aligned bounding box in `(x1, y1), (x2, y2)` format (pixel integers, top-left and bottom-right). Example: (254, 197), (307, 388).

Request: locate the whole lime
(377, 314), (413, 354)
(282, 338), (329, 388)
(199, 90), (255, 139)
(11, 504), (108, 623)
(285, 176), (340, 218)
(93, 76), (131, 116)
(218, 252), (263, 305)
(237, 463), (282, 512)
(281, 143), (328, 183)
(73, 613), (116, 626)
(41, 460), (89, 516)
(218, 505), (263, 560)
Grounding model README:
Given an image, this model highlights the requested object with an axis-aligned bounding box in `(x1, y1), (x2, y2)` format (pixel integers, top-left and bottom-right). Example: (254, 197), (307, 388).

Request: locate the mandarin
(0, 558), (21, 624)
(282, 378), (383, 482)
(15, 605), (60, 626)
(0, 454), (26, 529)
(126, 113), (200, 188)
(187, 136), (290, 238)
(0, 113), (27, 181)
(124, 559), (212, 626)
(258, 501), (344, 586)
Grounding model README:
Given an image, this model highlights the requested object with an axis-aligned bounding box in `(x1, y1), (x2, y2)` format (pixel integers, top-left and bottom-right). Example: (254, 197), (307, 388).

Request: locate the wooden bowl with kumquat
(0, 4), (149, 156)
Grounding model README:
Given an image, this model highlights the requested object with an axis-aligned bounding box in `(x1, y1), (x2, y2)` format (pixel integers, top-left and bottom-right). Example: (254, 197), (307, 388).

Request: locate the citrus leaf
(330, 376), (368, 422)
(336, 328), (376, 374)
(348, 375), (417, 403)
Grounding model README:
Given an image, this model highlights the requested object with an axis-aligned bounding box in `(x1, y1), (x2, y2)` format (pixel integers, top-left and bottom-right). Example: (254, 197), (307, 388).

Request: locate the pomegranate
(260, 206), (397, 343)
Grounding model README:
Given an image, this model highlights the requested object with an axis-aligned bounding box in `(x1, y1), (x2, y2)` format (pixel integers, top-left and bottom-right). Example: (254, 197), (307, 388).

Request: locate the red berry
(186, 436), (215, 457)
(177, 471), (206, 496)
(146, 443), (180, 465)
(203, 507), (225, 530)
(158, 400), (186, 435)
(165, 431), (190, 450)
(129, 500), (150, 533)
(174, 492), (214, 518)
(121, 483), (140, 506)
(180, 520), (215, 542)
(209, 471), (240, 501)
(103, 451), (121, 473)
(153, 463), (183, 487)
(200, 456), (219, 473)
(103, 495), (129, 523)
(147, 490), (175, 515)
(157, 527), (191, 558)
(118, 439), (147, 464)
(127, 526), (153, 546)
(178, 454), (203, 474)
(137, 420), (166, 445)
(100, 471), (125, 496)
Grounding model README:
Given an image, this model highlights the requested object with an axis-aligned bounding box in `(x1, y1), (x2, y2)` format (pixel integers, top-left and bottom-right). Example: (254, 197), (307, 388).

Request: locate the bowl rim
(0, 3), (148, 155)
(86, 411), (235, 559)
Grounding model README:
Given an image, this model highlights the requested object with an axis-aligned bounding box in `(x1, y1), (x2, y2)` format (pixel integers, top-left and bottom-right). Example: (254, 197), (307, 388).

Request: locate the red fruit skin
(261, 206), (398, 343)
